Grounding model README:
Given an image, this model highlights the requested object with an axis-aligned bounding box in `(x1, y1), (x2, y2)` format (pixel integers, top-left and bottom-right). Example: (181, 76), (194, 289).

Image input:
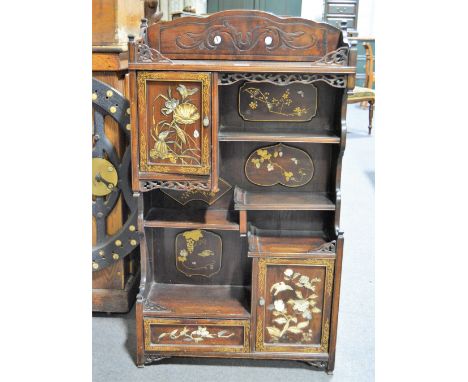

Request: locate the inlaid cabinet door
(137, 71), (212, 178)
(254, 258), (334, 353)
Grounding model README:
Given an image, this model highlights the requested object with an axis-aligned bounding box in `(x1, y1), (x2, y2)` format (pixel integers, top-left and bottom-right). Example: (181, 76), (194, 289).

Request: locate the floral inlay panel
(245, 144), (314, 187)
(157, 326), (235, 343)
(175, 229), (222, 278)
(239, 82), (317, 122)
(265, 268), (323, 344)
(149, 84), (202, 166)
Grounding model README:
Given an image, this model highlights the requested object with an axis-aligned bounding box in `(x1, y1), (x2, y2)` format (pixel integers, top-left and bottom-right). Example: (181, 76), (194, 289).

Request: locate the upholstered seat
(349, 86), (375, 101)
(347, 41), (375, 134)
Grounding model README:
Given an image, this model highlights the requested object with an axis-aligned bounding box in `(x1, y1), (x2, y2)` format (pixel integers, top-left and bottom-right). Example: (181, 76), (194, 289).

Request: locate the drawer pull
(258, 297), (265, 306)
(203, 116), (210, 127)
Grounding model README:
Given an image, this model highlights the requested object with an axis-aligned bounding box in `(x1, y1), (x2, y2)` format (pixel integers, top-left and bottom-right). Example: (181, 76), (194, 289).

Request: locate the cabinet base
(139, 354), (331, 372)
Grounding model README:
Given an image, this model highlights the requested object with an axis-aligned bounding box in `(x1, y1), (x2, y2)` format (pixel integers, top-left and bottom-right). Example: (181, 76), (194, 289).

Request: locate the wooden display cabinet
(127, 10), (355, 372)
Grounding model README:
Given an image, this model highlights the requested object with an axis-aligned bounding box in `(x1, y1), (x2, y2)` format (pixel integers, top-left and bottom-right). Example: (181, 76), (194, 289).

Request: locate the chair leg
(368, 101), (374, 135)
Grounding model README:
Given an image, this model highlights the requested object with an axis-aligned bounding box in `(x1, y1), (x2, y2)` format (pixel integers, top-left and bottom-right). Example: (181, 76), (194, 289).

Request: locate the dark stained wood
(211, 72), (220, 192)
(150, 228), (251, 286)
(144, 208), (239, 230)
(144, 284), (250, 319)
(147, 10), (343, 62)
(129, 60), (355, 73)
(128, 10), (354, 371)
(218, 129), (340, 144)
(327, 234), (344, 373)
(248, 227), (331, 257)
(234, 187), (335, 211)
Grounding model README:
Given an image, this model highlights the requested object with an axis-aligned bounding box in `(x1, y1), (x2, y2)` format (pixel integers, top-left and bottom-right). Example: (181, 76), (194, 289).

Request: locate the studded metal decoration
(92, 78), (139, 271)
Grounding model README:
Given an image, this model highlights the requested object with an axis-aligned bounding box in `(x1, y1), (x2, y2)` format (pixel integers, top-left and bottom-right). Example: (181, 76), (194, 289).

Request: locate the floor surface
(92, 104), (375, 382)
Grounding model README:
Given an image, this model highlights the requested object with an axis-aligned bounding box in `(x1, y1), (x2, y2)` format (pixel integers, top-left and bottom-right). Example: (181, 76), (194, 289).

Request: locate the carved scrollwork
(314, 46), (348, 65)
(305, 360), (328, 370)
(140, 180), (211, 192)
(311, 240), (337, 254)
(219, 73), (346, 88)
(143, 299), (168, 312)
(136, 43), (172, 63)
(144, 354), (168, 364)
(175, 21), (317, 52)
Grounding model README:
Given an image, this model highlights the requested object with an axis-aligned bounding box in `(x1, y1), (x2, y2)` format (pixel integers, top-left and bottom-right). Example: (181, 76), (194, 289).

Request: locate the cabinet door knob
(203, 116), (210, 127)
(258, 297), (265, 306)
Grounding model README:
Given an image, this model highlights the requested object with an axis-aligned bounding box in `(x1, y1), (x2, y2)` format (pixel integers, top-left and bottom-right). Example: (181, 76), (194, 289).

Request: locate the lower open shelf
(234, 186), (335, 211)
(143, 283), (251, 319)
(248, 226), (336, 257)
(144, 208), (239, 231)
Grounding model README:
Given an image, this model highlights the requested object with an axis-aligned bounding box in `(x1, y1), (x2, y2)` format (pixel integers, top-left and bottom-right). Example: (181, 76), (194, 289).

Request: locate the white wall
(357, 0), (375, 37)
(301, 1), (324, 21)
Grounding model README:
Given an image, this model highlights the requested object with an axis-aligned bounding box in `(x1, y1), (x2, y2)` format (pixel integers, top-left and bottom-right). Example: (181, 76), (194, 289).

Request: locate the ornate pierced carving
(310, 240), (336, 254)
(305, 360), (328, 370)
(175, 21), (317, 52)
(314, 47), (349, 65)
(140, 180), (210, 192)
(143, 299), (168, 312)
(144, 354), (168, 364)
(219, 73), (346, 88)
(136, 43), (172, 63)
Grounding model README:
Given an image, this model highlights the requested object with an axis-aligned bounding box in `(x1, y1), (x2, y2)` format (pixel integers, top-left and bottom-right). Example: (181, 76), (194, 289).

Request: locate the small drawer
(328, 4), (356, 15)
(326, 17), (356, 29)
(144, 318), (250, 353)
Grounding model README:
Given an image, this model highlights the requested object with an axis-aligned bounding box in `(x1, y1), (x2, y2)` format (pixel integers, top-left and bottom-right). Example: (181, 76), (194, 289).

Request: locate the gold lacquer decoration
(256, 258), (334, 353)
(175, 229), (222, 278)
(138, 72), (211, 175)
(239, 82), (317, 122)
(161, 178), (232, 206)
(149, 85), (201, 165)
(157, 326), (235, 343)
(245, 144), (314, 187)
(92, 158), (118, 196)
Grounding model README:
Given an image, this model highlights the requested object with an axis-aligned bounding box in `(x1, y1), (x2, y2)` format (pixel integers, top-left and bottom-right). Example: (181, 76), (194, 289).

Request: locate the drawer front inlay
(144, 318), (250, 352)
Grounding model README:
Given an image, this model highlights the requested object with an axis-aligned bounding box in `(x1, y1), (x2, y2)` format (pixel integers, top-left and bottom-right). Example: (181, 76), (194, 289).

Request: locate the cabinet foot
(304, 360), (328, 371)
(144, 354), (169, 365)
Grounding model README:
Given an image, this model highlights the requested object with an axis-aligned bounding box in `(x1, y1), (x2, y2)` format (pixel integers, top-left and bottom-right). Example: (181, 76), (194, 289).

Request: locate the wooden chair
(348, 42), (375, 134)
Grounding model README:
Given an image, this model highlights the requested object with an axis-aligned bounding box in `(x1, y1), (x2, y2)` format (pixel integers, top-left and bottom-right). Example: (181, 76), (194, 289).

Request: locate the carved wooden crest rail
(142, 10), (344, 62)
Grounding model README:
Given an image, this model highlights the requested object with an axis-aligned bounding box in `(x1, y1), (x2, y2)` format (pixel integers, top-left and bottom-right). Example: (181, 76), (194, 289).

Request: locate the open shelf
(219, 127), (340, 144)
(234, 186), (335, 211)
(144, 208), (239, 230)
(248, 225), (334, 257)
(144, 283), (250, 319)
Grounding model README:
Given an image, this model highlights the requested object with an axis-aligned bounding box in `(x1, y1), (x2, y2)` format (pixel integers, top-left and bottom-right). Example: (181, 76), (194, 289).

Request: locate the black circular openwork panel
(92, 78), (138, 272)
